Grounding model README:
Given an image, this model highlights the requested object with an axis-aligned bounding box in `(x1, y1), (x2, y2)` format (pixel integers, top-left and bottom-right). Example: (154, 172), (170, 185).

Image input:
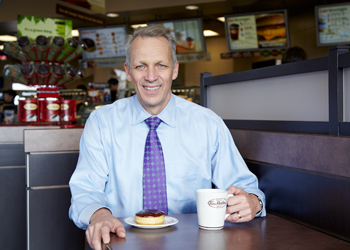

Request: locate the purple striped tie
(143, 116), (168, 215)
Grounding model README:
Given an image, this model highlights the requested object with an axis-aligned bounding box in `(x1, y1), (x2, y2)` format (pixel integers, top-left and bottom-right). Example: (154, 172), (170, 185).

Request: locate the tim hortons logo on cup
(208, 198), (227, 208)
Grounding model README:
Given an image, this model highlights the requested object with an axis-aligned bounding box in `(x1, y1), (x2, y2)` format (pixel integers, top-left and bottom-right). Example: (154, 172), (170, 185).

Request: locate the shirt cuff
(79, 204), (112, 226)
(249, 193), (265, 217)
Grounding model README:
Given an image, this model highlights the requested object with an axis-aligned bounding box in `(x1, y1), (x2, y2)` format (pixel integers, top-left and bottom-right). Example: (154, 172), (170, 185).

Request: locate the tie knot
(145, 116), (161, 130)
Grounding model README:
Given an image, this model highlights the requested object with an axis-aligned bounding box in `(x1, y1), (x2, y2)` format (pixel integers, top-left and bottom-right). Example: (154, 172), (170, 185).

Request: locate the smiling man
(69, 25), (265, 250)
(124, 34), (179, 115)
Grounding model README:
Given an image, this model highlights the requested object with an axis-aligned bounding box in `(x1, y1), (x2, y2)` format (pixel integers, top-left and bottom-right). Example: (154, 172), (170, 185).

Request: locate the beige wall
(92, 67), (111, 83)
(288, 9), (329, 59)
(183, 36), (234, 86)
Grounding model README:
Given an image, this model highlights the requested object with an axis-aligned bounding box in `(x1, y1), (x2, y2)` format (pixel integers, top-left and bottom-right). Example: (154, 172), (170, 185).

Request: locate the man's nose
(145, 67), (157, 82)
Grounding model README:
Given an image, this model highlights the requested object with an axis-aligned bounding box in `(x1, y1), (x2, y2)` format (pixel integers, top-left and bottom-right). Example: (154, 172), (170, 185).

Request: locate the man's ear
(124, 62), (133, 81)
(172, 61), (179, 80)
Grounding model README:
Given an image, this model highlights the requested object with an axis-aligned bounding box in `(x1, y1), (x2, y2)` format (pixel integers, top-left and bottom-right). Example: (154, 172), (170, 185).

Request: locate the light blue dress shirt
(69, 94), (266, 229)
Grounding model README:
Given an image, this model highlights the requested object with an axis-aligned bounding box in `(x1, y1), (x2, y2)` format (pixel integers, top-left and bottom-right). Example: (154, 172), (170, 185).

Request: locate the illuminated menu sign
(78, 25), (127, 59)
(225, 10), (289, 52)
(316, 3), (350, 46)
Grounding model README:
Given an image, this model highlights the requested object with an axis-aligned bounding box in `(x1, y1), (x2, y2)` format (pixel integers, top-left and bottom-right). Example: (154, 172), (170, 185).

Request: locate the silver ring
(237, 212), (241, 219)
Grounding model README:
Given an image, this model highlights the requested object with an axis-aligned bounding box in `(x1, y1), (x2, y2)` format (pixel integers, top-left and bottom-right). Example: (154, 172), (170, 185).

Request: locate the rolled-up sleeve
(69, 111), (111, 229)
(211, 117), (266, 217)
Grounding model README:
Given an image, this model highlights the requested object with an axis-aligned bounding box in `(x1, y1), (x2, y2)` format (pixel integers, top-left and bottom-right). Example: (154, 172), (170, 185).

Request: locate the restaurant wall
(93, 67), (111, 83)
(288, 9), (329, 59)
(183, 36), (234, 87)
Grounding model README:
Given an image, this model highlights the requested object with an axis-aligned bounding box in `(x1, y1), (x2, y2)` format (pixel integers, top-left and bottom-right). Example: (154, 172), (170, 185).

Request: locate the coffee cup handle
(225, 194), (234, 220)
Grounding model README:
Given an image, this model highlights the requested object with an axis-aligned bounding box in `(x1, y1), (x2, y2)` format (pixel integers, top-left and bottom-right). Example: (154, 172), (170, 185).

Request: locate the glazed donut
(135, 209), (165, 225)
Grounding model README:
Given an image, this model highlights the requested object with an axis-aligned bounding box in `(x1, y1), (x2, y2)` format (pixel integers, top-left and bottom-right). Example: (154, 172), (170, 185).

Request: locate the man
(69, 24), (265, 250)
(107, 78), (119, 102)
(3, 89), (16, 103)
(1, 89), (17, 123)
(282, 46), (307, 64)
(1, 89), (16, 110)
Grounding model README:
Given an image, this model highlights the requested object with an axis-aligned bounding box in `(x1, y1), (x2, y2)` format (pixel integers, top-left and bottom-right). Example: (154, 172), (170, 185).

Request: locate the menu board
(78, 25), (127, 59)
(224, 10), (289, 52)
(316, 3), (350, 46)
(149, 18), (206, 54)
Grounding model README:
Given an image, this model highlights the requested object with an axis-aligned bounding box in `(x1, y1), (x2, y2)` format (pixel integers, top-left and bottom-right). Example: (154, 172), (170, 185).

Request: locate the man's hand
(225, 186), (261, 223)
(86, 208), (126, 250)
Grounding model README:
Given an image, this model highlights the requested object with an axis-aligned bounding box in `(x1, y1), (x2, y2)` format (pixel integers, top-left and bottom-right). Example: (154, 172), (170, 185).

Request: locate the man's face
(3, 93), (13, 103)
(124, 36), (179, 115)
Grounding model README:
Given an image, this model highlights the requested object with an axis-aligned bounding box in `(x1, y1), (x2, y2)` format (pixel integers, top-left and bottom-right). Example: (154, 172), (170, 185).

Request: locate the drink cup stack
(63, 40), (88, 64)
(3, 64), (28, 85)
(17, 36), (37, 61)
(20, 62), (37, 85)
(65, 68), (84, 88)
(55, 38), (78, 63)
(3, 42), (29, 62)
(36, 63), (50, 85)
(46, 36), (65, 62)
(35, 36), (49, 62)
(47, 64), (65, 85)
(56, 65), (76, 87)
(3, 34), (85, 89)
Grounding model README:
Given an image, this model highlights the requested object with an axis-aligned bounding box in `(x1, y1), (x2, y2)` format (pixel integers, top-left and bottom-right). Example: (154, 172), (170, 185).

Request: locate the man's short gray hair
(124, 24), (177, 68)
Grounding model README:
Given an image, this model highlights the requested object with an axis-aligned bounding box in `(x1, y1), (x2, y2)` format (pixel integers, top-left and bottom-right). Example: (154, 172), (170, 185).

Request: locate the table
(101, 213), (350, 250)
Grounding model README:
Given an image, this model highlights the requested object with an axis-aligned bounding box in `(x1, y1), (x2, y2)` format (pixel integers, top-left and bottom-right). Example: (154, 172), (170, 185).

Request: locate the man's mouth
(144, 86), (161, 91)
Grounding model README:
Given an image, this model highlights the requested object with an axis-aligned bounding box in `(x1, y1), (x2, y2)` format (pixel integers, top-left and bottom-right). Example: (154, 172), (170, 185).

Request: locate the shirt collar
(131, 94), (176, 128)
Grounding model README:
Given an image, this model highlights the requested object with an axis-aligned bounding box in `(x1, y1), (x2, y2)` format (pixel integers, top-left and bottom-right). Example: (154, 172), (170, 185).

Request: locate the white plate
(124, 216), (179, 229)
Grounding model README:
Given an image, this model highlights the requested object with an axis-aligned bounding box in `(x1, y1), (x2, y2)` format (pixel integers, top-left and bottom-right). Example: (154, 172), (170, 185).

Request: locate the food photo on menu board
(225, 10), (289, 52)
(316, 3), (350, 46)
(149, 19), (205, 54)
(78, 26), (127, 59)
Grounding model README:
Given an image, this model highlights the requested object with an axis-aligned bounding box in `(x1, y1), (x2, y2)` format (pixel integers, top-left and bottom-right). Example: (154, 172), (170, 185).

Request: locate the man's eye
(159, 64), (167, 68)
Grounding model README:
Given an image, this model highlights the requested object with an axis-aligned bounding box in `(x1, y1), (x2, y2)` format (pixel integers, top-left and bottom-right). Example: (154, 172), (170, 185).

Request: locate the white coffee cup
(196, 189), (233, 230)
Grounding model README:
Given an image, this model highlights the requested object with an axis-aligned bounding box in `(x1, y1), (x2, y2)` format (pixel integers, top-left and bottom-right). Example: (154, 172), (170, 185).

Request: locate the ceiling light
(106, 13), (119, 18)
(203, 30), (219, 37)
(131, 24), (147, 29)
(0, 35), (17, 42)
(0, 45), (3, 50)
(186, 5), (199, 10)
(71, 29), (79, 37)
(217, 17), (225, 22)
